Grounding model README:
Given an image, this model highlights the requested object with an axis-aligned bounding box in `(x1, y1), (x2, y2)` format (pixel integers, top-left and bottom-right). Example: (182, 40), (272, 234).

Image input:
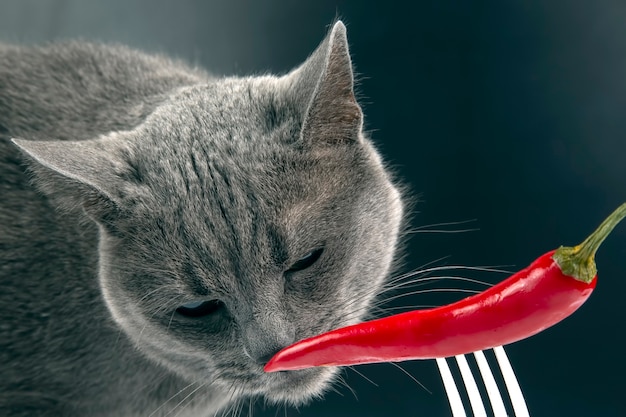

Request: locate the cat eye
(176, 299), (225, 318)
(286, 248), (324, 272)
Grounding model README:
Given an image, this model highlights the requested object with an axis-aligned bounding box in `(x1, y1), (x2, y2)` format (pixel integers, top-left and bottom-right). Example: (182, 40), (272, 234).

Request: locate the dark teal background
(2, 1), (625, 416)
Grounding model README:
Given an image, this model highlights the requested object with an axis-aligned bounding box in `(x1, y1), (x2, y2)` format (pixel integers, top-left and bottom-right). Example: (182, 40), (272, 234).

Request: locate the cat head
(13, 21), (404, 406)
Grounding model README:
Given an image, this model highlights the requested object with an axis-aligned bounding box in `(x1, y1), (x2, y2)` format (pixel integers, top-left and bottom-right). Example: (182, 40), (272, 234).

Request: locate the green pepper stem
(553, 203), (626, 283)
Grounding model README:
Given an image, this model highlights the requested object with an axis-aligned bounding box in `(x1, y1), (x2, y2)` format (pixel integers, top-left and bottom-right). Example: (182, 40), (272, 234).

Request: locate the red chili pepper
(265, 204), (626, 372)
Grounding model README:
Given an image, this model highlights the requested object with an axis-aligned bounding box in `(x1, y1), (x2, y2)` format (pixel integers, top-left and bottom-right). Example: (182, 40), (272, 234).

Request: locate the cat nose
(246, 346), (284, 366)
(242, 321), (294, 365)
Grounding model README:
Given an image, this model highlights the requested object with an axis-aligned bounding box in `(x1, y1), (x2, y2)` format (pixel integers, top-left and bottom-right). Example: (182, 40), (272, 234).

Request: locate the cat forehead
(133, 139), (360, 211)
(121, 123), (367, 241)
(128, 75), (360, 190)
(153, 77), (295, 134)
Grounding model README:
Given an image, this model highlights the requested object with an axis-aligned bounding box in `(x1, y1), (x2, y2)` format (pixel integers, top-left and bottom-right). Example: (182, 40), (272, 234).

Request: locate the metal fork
(436, 346), (530, 417)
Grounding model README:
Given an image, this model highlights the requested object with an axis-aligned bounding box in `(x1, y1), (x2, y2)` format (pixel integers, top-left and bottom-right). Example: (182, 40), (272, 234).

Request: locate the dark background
(2, 1), (625, 416)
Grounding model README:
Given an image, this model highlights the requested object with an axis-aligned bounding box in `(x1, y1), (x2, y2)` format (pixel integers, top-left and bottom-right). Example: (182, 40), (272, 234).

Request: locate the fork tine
(493, 346), (530, 417)
(473, 350), (508, 416)
(438, 347), (530, 417)
(455, 354), (487, 417)
(435, 358), (467, 417)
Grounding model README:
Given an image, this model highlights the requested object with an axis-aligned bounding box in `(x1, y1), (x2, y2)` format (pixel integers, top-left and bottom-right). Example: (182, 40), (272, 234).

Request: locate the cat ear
(287, 21), (362, 143)
(11, 135), (137, 223)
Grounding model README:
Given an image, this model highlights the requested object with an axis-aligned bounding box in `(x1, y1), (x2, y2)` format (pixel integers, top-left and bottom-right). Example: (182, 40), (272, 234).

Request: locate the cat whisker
(389, 265), (510, 285)
(235, 398), (245, 417)
(378, 275), (494, 297)
(335, 372), (358, 401)
(334, 283), (485, 329)
(215, 381), (236, 417)
(221, 383), (244, 417)
(270, 402), (288, 417)
(362, 305), (389, 319)
(137, 297), (184, 344)
(330, 299), (369, 325)
(370, 287), (481, 310)
(226, 397), (241, 417)
(374, 256), (452, 288)
(405, 218), (479, 233)
(220, 395), (237, 417)
(333, 260), (513, 326)
(148, 379), (198, 417)
(247, 397), (254, 417)
(335, 289), (425, 325)
(338, 307), (372, 327)
(166, 307), (177, 332)
(338, 276), (429, 316)
(336, 274), (486, 325)
(405, 228), (480, 234)
(385, 264), (512, 288)
(136, 285), (176, 304)
(387, 362), (431, 394)
(333, 264), (508, 323)
(137, 324), (148, 345)
(170, 380), (210, 417)
(98, 259), (182, 281)
(342, 280), (490, 328)
(374, 304), (437, 313)
(327, 384), (345, 397)
(346, 366), (378, 387)
(406, 254), (453, 270)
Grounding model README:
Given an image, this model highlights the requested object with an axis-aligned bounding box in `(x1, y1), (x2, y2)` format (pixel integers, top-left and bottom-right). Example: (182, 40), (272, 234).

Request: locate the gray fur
(0, 22), (404, 416)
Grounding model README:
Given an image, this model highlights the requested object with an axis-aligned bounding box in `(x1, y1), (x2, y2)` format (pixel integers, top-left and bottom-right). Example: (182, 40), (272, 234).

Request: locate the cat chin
(261, 366), (339, 406)
(140, 348), (338, 408)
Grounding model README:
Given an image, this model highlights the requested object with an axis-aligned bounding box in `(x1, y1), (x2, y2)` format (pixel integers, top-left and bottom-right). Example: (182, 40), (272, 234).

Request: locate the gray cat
(0, 21), (404, 416)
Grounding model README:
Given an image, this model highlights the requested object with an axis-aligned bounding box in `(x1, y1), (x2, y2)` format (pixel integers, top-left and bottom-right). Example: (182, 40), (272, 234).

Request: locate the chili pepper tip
(553, 202), (626, 283)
